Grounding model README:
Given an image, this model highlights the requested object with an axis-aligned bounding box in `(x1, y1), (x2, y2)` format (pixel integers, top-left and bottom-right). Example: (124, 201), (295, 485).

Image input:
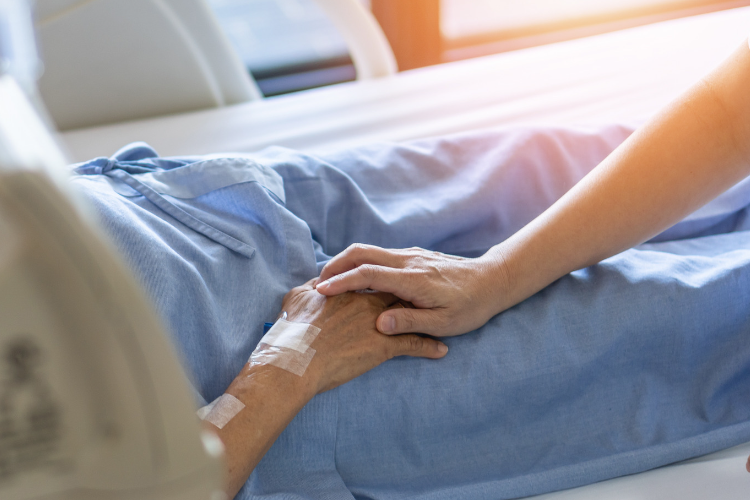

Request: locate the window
(208, 0), (355, 96)
(209, 0), (749, 95)
(441, 0), (749, 60)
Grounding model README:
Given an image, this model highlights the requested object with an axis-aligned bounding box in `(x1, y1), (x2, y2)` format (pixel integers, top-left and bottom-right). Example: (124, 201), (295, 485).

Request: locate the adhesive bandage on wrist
(249, 318), (321, 376)
(197, 393), (245, 429)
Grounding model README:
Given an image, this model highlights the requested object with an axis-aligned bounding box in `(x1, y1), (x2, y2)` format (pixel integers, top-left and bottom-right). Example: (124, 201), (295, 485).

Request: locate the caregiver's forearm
(486, 42), (750, 312)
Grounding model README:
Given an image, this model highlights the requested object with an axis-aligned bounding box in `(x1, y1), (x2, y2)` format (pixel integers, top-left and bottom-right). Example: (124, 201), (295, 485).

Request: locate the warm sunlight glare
(442, 0), (709, 39)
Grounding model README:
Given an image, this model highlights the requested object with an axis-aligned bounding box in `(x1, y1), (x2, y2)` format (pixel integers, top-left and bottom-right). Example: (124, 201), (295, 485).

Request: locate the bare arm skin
(212, 41), (750, 490)
(208, 281), (448, 499)
(485, 41), (750, 316)
(317, 41), (750, 338)
(315, 40), (750, 477)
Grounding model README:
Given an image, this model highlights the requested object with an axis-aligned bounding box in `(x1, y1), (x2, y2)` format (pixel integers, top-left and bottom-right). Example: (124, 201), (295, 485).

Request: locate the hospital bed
(47, 3), (750, 499)
(61, 4), (750, 160)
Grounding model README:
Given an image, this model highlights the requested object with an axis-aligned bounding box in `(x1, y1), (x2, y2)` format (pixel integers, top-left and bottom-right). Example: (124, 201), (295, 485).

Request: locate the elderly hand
(281, 278), (448, 394)
(314, 244), (511, 337)
(215, 280), (447, 499)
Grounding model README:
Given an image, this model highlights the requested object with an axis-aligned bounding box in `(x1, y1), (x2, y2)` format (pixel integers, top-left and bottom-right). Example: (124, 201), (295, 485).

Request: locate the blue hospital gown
(69, 124), (750, 500)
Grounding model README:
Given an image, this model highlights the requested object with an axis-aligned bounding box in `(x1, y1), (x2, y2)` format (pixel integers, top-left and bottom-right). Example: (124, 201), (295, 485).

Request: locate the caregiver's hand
(282, 278), (449, 393)
(315, 244), (510, 337)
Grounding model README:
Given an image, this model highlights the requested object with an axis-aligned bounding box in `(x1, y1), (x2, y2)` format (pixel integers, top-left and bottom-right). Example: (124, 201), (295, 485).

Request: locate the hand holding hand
(216, 281), (446, 498)
(315, 244), (510, 337)
(281, 279), (448, 394)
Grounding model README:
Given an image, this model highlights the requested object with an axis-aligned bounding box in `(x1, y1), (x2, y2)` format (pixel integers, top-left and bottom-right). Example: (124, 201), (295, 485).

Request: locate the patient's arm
(317, 41), (750, 337)
(209, 280), (448, 499)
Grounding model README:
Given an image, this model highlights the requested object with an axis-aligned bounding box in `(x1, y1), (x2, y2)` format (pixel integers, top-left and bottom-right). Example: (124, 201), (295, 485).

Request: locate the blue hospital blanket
(69, 125), (750, 500)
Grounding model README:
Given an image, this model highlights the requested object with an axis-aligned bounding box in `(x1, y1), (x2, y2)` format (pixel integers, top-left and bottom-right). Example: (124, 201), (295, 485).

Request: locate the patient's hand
(214, 279), (447, 499)
(281, 279), (448, 394)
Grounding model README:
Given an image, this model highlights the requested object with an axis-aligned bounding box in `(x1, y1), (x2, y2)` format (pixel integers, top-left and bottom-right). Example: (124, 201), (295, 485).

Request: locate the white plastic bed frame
(34, 0), (396, 130)
(56, 5), (750, 500)
(61, 6), (750, 162)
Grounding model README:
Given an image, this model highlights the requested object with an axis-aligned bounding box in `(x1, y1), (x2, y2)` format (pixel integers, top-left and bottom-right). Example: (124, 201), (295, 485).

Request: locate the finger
(317, 264), (418, 299)
(384, 299), (415, 309)
(318, 244), (404, 284)
(746, 455), (750, 473)
(357, 289), (400, 307)
(387, 334), (448, 359)
(377, 308), (446, 336)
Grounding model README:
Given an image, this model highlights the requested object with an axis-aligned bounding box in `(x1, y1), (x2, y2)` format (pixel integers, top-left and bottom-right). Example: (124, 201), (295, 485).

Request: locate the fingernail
(437, 343), (448, 355)
(316, 280), (329, 290)
(380, 315), (396, 334)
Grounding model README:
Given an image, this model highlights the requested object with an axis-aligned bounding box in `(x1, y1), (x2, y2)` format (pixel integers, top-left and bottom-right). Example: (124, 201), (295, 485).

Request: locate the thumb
(377, 308), (445, 336)
(746, 455), (750, 473)
(388, 334), (448, 359)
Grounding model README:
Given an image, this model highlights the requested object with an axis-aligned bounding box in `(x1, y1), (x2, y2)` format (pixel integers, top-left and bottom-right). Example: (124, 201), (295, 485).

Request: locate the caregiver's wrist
(483, 240), (565, 315)
(477, 245), (518, 315)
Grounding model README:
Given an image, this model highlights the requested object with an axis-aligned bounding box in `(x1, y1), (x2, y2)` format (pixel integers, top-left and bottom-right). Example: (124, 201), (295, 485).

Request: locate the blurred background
(208, 0), (750, 96)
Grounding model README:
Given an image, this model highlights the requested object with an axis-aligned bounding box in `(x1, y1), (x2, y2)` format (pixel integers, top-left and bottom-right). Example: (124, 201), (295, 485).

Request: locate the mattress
(530, 441), (750, 500)
(57, 6), (750, 499)
(61, 6), (750, 161)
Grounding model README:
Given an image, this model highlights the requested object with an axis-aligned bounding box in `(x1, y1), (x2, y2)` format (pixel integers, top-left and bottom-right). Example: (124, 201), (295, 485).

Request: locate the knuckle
(333, 244), (358, 263)
(405, 335), (424, 352)
(285, 286), (304, 299)
(400, 312), (417, 331)
(426, 263), (440, 277)
(349, 243), (371, 258)
(406, 247), (424, 259)
(357, 264), (379, 281)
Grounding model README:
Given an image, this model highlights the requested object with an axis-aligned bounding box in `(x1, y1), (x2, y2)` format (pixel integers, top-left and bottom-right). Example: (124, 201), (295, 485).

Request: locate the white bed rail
(313, 0), (397, 78)
(34, 0), (396, 131)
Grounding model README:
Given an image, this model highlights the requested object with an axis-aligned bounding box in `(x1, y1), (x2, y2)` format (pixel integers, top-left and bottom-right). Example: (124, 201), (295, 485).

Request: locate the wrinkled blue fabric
(69, 124), (750, 500)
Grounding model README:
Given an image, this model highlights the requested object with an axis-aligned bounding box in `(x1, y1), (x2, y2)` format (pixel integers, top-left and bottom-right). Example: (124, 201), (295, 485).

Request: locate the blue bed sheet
(70, 124), (750, 499)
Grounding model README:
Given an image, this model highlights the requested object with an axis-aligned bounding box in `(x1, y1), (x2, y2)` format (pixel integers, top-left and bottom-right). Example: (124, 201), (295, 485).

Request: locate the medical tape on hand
(249, 319), (321, 376)
(196, 394), (245, 429)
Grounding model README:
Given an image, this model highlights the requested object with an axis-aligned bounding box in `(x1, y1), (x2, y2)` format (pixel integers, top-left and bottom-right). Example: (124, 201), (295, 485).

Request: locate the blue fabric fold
(69, 124), (750, 500)
(105, 169), (256, 258)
